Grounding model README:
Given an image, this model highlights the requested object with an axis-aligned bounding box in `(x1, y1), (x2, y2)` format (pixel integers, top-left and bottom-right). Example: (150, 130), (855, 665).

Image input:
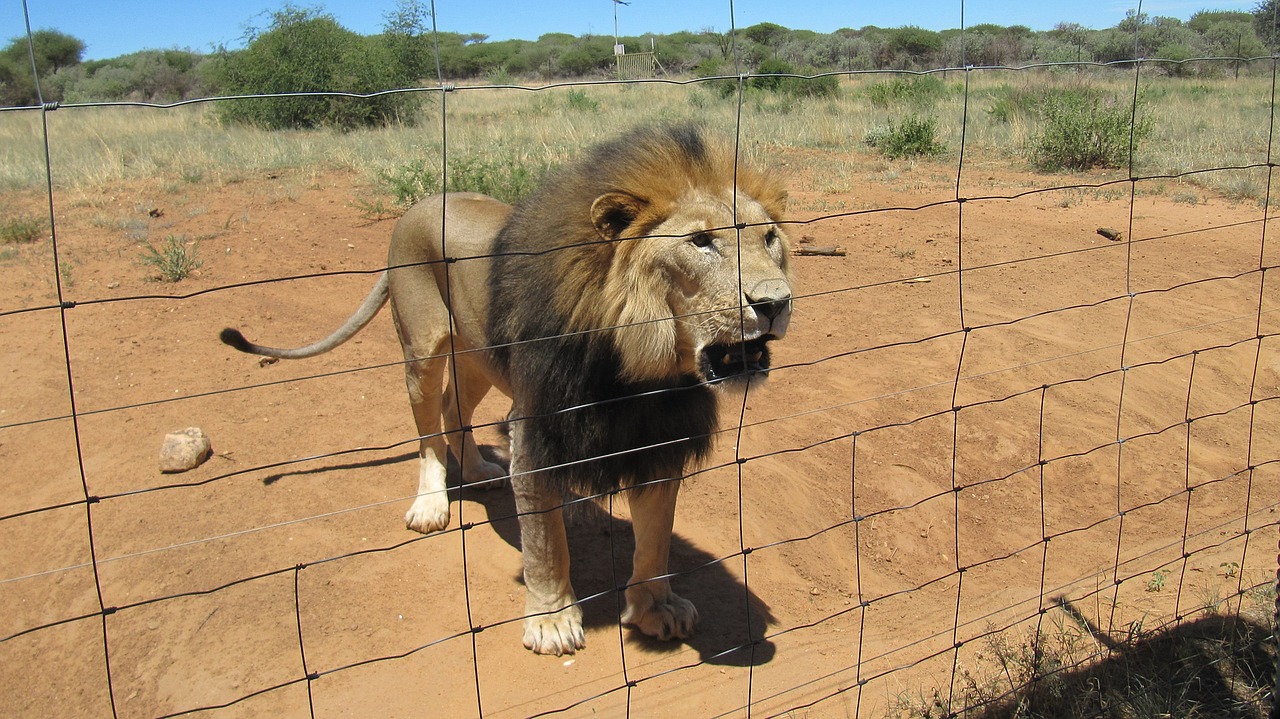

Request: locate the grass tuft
(139, 235), (202, 282)
(1, 213), (47, 244)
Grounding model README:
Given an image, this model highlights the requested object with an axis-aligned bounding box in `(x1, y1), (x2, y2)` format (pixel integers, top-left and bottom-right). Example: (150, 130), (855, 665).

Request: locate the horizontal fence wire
(2, 1), (1279, 718)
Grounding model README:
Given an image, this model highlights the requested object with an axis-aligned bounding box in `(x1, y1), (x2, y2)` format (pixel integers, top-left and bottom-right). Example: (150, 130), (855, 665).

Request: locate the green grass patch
(564, 89), (600, 112)
(864, 75), (948, 108)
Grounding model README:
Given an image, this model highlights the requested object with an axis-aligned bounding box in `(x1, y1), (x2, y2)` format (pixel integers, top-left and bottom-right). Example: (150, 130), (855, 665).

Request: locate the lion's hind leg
(401, 345), (453, 535)
(443, 354), (508, 491)
(621, 480), (698, 641)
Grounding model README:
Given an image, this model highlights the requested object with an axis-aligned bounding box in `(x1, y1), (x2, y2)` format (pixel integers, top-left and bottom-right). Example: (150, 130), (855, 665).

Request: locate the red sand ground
(1, 160), (1276, 718)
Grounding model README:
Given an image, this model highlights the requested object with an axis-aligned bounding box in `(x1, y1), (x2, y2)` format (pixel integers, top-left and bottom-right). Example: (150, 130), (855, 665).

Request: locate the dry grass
(890, 582), (1276, 719)
(0, 71), (1273, 206)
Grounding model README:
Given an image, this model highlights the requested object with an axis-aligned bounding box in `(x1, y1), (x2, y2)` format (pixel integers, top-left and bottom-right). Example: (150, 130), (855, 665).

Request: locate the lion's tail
(220, 273), (390, 360)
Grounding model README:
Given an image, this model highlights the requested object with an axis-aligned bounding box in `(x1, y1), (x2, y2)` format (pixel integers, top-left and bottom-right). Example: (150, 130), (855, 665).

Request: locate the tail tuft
(220, 327), (253, 353)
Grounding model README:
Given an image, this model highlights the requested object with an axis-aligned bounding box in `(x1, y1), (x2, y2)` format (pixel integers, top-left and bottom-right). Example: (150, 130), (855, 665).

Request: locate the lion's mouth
(700, 337), (774, 382)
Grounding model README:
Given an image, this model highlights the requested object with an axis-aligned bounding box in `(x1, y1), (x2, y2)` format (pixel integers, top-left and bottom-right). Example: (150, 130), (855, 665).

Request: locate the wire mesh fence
(1, 2), (1278, 718)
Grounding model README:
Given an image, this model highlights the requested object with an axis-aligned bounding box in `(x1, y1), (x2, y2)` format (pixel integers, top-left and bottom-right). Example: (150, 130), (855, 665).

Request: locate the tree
(886, 26), (943, 64)
(743, 22), (789, 47)
(1255, 0), (1280, 49)
(213, 6), (416, 129)
(701, 28), (735, 61)
(382, 0), (432, 81)
(18, 29), (85, 75)
(0, 29), (85, 106)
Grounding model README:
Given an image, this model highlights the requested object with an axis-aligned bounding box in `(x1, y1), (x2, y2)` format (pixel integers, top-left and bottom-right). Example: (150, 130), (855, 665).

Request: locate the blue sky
(6, 0), (1263, 61)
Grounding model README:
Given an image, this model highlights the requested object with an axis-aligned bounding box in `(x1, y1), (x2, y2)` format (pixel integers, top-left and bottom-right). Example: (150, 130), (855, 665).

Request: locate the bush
(694, 58), (739, 99)
(864, 75), (948, 108)
(379, 155), (554, 208)
(1, 213), (47, 244)
(213, 7), (419, 130)
(564, 89), (599, 112)
(1028, 90), (1153, 171)
(751, 57), (840, 98)
(556, 40), (614, 76)
(50, 50), (211, 103)
(864, 115), (946, 159)
(694, 57), (839, 101)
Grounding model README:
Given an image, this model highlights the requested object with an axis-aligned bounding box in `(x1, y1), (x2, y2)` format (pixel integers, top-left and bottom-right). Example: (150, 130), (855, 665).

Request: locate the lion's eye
(690, 232), (715, 249)
(764, 229), (779, 248)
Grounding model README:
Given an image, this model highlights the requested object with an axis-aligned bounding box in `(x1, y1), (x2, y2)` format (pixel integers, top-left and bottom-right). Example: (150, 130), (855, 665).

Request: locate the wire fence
(2, 2), (1279, 718)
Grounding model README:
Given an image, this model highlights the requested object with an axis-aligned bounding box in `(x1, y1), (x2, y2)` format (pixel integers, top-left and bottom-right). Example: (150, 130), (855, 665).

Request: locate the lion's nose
(748, 279), (791, 321)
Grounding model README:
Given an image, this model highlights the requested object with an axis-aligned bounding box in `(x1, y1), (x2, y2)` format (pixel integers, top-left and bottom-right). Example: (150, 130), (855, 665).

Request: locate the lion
(220, 123), (793, 656)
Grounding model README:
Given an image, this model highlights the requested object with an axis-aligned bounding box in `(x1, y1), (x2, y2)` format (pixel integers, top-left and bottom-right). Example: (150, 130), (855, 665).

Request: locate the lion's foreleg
(621, 479), (698, 641)
(511, 450), (584, 655)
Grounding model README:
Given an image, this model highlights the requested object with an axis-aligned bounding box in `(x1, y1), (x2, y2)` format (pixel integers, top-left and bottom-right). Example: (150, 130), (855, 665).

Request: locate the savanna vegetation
(0, 68), (1273, 210)
(0, 0), (1276, 124)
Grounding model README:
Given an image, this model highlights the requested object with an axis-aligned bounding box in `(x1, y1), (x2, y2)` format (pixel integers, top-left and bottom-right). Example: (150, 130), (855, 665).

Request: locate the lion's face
(591, 186), (792, 386)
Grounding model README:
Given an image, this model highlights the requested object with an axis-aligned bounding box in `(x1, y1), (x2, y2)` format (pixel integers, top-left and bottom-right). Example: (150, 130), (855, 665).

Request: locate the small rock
(159, 427), (212, 473)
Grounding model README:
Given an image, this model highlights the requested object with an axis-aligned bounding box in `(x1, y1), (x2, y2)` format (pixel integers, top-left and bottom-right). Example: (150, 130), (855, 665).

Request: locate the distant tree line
(1, 0), (1276, 127)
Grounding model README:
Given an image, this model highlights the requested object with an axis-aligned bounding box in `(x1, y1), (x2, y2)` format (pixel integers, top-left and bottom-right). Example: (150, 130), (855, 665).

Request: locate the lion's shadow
(265, 445), (775, 666)
(460, 452), (777, 668)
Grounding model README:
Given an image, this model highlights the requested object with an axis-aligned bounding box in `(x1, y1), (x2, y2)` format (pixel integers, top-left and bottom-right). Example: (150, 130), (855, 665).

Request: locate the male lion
(221, 123), (793, 656)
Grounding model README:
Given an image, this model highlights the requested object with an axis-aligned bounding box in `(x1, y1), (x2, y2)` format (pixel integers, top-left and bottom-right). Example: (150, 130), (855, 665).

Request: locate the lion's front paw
(622, 590), (698, 641)
(404, 495), (450, 534)
(522, 605), (585, 656)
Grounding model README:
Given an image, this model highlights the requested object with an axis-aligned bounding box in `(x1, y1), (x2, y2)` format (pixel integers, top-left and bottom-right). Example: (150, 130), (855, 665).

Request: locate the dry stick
(791, 245), (846, 257)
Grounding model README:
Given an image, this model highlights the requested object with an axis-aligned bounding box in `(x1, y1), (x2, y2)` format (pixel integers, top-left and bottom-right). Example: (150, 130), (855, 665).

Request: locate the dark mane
(486, 123), (774, 495)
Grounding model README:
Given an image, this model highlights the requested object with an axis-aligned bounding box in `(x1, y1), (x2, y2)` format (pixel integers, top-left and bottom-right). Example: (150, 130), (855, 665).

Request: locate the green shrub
(379, 155), (554, 208)
(987, 83), (1098, 124)
(751, 58), (840, 99)
(1028, 90), (1153, 171)
(750, 57), (794, 93)
(556, 40), (613, 76)
(564, 89), (600, 112)
(695, 57), (839, 101)
(864, 75), (947, 108)
(1, 213), (47, 244)
(139, 235), (202, 282)
(864, 115), (946, 159)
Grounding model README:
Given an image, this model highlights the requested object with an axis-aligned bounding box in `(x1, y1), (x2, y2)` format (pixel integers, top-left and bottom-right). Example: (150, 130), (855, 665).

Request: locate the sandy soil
(1, 157), (1276, 718)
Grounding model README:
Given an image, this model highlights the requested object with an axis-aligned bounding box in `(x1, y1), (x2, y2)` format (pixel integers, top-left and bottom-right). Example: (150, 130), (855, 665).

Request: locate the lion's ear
(591, 192), (646, 239)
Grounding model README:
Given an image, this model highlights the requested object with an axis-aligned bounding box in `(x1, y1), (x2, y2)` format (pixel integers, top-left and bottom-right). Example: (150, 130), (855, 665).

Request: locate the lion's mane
(487, 123), (787, 497)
